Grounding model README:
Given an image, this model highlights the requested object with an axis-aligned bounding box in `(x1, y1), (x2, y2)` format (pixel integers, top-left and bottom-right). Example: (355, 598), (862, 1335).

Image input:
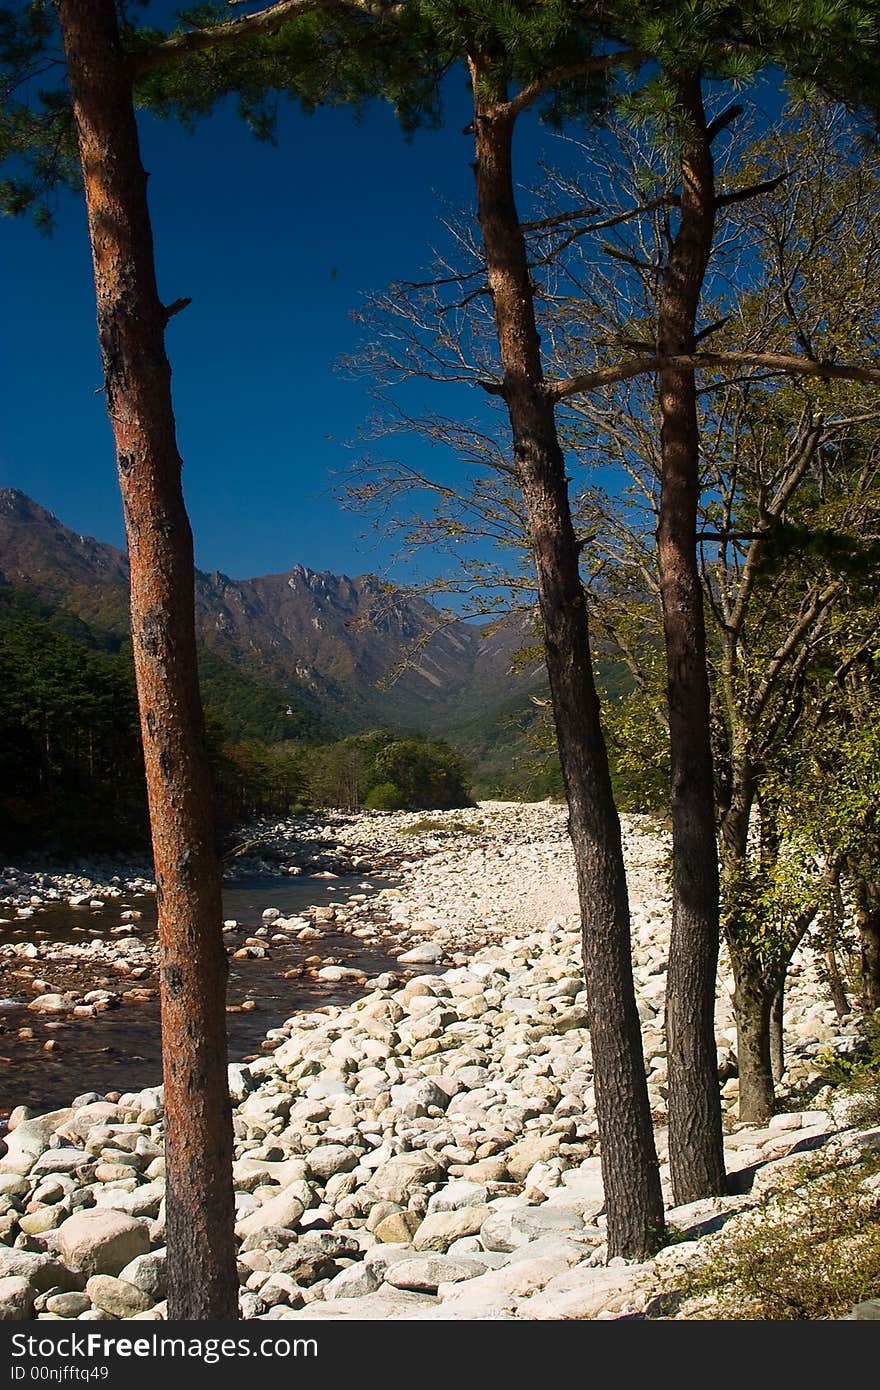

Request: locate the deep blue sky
(1, 52), (528, 584)
(1, 7), (788, 588)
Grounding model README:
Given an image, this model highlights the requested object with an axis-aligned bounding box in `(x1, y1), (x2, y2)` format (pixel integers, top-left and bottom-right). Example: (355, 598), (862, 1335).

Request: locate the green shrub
(676, 1155), (880, 1319)
(401, 818), (482, 836)
(370, 737), (473, 811)
(301, 729), (474, 812)
(363, 781), (405, 811)
(815, 1012), (880, 1126)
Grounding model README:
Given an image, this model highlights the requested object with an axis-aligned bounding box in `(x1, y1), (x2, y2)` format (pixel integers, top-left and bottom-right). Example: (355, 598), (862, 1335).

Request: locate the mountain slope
(0, 488), (543, 735)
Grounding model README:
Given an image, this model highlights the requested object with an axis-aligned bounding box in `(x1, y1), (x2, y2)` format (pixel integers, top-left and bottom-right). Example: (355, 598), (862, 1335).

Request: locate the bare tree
(561, 106), (880, 1122)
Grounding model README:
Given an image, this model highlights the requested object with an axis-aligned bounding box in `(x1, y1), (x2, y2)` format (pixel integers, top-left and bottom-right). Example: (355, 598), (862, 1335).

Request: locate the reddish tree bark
(656, 73), (726, 1202)
(469, 54), (664, 1260)
(56, 0), (238, 1319)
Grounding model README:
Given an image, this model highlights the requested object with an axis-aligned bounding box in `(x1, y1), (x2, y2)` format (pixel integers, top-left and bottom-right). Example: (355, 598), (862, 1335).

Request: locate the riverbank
(0, 815), (437, 1112)
(0, 802), (876, 1322)
(0, 808), (412, 914)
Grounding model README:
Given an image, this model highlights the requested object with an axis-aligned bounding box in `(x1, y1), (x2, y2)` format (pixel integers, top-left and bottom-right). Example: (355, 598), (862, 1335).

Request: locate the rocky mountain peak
(1, 490), (542, 731)
(0, 487), (58, 523)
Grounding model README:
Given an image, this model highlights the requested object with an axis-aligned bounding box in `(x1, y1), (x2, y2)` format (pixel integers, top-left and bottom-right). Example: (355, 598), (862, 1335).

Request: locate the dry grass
(675, 1154), (880, 1319)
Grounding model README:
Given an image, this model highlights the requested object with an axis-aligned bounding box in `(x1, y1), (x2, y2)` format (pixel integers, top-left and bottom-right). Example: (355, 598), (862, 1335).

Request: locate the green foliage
(131, 4), (448, 139)
(442, 648), (660, 806)
(791, 681), (880, 870)
(363, 781), (405, 812)
(25, 0), (880, 240)
(0, 3), (81, 230)
(435, 683), (562, 802)
(130, 0), (627, 142)
(370, 735), (472, 810)
(814, 1012), (880, 1125)
(600, 663), (670, 813)
(0, 588), (473, 851)
(302, 727), (472, 812)
(211, 726), (473, 825)
(400, 816), (483, 837)
(209, 732), (310, 831)
(197, 647), (324, 744)
(0, 586), (147, 853)
(5, 0), (880, 244)
(303, 729), (384, 810)
(677, 1153), (880, 1319)
(722, 835), (835, 977)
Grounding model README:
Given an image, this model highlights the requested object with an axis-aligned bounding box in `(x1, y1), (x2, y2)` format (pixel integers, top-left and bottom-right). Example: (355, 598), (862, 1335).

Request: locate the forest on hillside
(4, 0), (880, 1325)
(0, 586), (472, 853)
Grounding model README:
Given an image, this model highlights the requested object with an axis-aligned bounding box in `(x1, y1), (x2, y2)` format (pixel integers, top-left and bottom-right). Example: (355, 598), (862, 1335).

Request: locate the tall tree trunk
(855, 878), (880, 1011)
(469, 56), (664, 1259)
(769, 979), (785, 1084)
(732, 956), (775, 1124)
(57, 0), (238, 1320)
(824, 947), (850, 1019)
(656, 73), (726, 1202)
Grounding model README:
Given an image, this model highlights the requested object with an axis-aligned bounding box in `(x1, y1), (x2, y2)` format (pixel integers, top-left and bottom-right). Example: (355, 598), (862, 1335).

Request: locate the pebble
(1, 804), (874, 1322)
(86, 1274), (153, 1318)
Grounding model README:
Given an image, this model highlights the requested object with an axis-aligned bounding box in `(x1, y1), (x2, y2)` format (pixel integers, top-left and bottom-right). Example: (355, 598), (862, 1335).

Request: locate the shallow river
(0, 875), (401, 1116)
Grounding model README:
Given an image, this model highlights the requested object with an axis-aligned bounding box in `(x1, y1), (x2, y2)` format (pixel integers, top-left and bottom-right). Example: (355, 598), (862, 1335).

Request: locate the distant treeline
(450, 653), (660, 812)
(0, 587), (472, 854)
(210, 726), (472, 829)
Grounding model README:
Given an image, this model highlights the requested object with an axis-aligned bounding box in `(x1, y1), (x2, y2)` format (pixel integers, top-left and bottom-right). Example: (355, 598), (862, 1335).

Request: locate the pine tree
(121, 0), (880, 1227)
(7, 0), (880, 1276)
(50, 0), (241, 1318)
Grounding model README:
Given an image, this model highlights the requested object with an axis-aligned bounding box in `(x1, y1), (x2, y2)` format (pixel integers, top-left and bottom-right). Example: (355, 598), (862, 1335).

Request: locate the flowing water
(0, 875), (401, 1116)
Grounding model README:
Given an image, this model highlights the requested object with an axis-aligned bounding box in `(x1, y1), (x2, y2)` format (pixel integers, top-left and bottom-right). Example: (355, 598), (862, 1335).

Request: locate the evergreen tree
(1, 0), (444, 1318)
(0, 589), (147, 851)
(51, 0), (240, 1319)
(6, 0), (880, 1273)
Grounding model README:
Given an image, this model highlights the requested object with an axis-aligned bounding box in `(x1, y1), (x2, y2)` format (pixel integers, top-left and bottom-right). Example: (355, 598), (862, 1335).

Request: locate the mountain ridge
(0, 487), (542, 736)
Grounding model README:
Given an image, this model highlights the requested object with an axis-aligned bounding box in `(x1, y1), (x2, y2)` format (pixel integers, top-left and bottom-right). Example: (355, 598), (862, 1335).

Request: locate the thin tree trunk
(469, 55), (664, 1259)
(770, 979), (785, 1084)
(825, 947), (850, 1019)
(57, 0), (238, 1320)
(732, 958), (775, 1124)
(855, 879), (880, 1011)
(656, 73), (726, 1202)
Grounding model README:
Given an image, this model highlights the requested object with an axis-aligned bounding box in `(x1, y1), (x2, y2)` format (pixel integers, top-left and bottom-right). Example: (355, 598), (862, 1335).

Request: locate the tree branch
(751, 581), (842, 723)
(549, 351), (880, 402)
(694, 315), (731, 343)
(705, 102), (743, 143)
(502, 49), (638, 121)
(716, 171), (789, 208)
(162, 296), (192, 324)
(128, 0), (394, 79)
(520, 205), (602, 233)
